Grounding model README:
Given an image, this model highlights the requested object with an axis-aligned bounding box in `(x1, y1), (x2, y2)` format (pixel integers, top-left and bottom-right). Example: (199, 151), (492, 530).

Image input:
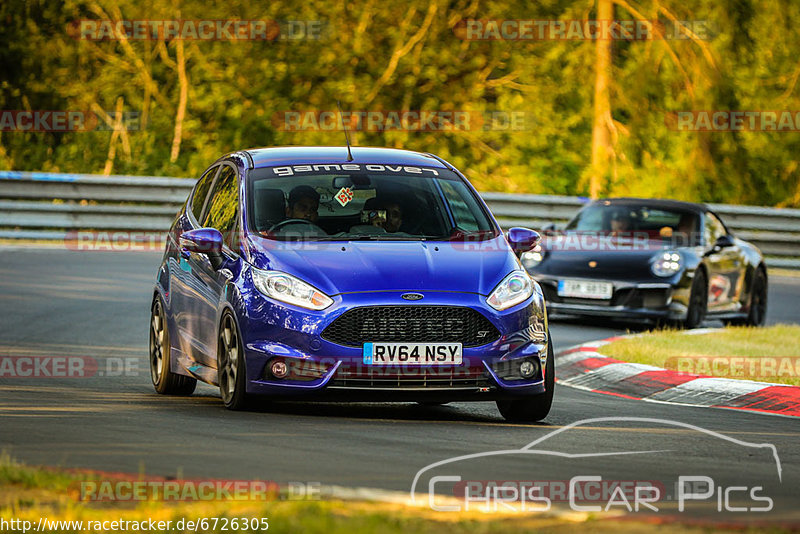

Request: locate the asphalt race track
(1, 248), (799, 522)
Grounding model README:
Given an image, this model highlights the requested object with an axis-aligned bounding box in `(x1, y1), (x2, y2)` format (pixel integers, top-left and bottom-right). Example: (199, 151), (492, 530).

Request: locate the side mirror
(713, 234), (735, 250)
(541, 222), (556, 234)
(507, 227), (541, 256)
(180, 228), (225, 269)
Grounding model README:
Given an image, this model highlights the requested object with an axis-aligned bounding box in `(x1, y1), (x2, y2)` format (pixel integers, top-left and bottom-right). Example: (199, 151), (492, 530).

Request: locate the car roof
(244, 146), (449, 169)
(594, 197), (708, 214)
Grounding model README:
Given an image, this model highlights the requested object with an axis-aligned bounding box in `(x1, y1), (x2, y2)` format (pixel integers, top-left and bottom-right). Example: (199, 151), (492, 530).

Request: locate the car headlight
(651, 250), (682, 277)
(487, 271), (533, 311)
(251, 269), (333, 310)
(520, 246), (544, 268)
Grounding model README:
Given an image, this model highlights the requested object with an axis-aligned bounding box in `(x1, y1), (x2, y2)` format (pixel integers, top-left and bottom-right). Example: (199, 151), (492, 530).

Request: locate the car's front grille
(321, 306), (500, 347)
(329, 365), (492, 389)
(541, 282), (671, 309)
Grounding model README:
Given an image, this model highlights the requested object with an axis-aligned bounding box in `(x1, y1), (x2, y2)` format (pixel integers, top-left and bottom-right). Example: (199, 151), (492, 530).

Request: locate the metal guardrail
(1, 170), (799, 268)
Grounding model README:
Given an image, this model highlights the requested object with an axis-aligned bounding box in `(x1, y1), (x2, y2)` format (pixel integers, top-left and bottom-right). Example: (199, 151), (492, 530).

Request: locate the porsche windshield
(247, 166), (497, 241)
(566, 203), (700, 244)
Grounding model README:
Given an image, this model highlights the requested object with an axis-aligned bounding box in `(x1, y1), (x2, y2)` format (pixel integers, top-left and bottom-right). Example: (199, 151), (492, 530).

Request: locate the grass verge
(597, 325), (800, 386)
(0, 455), (788, 533)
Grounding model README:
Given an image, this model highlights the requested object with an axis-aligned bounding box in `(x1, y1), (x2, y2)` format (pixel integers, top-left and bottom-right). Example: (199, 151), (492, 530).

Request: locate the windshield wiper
(345, 235), (427, 241)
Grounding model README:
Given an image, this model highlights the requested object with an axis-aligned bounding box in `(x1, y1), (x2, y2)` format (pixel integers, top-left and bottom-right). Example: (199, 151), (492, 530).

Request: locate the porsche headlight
(521, 245), (544, 268)
(651, 250), (682, 277)
(487, 271), (533, 311)
(251, 269), (333, 310)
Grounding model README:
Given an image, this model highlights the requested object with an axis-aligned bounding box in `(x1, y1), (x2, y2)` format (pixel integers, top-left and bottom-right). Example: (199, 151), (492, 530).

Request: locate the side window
(438, 180), (482, 232)
(190, 166), (219, 221)
(704, 212), (726, 245)
(201, 166), (238, 247)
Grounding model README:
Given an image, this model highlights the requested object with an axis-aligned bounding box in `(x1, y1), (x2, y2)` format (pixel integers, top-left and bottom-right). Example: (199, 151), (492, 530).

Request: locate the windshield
(246, 165), (497, 241)
(566, 203), (701, 245)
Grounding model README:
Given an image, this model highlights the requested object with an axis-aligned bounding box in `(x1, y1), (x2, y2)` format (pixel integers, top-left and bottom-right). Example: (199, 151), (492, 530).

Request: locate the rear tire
(725, 268), (768, 327)
(218, 311), (250, 410)
(683, 269), (707, 329)
(150, 296), (197, 395)
(496, 337), (555, 423)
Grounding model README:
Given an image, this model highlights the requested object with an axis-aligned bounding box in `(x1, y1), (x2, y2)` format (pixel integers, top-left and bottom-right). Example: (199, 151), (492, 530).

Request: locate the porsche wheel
(150, 297), (196, 395)
(684, 269), (707, 329)
(726, 268), (768, 327)
(746, 268), (768, 326)
(496, 337), (555, 423)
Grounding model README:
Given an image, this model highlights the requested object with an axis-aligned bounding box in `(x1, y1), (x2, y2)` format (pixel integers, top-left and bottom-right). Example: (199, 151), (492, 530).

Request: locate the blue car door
(182, 164), (240, 371)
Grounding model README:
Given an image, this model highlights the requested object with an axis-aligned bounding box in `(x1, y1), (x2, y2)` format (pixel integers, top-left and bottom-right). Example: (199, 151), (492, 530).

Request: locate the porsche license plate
(557, 279), (613, 300)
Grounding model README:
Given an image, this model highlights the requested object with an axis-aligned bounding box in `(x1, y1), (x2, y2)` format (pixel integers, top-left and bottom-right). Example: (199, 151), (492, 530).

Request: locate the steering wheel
(268, 218), (325, 235)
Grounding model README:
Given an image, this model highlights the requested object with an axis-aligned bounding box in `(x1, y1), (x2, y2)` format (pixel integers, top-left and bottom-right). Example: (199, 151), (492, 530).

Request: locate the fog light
(519, 360), (536, 379)
(270, 360), (288, 379)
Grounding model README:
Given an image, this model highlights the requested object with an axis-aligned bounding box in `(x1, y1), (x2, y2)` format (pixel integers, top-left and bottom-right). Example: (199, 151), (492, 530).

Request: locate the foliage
(0, 0), (798, 206)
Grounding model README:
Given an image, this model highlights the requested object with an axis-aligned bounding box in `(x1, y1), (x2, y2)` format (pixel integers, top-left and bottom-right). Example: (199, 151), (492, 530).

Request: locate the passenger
(362, 197), (404, 233)
(378, 200), (403, 233)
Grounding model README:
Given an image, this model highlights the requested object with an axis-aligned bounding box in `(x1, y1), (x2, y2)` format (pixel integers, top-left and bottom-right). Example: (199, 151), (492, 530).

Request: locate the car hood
(531, 235), (674, 279)
(246, 235), (519, 296)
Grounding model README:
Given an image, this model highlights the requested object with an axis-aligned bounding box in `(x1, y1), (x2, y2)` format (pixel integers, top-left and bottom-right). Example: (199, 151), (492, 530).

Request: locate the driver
(675, 212), (697, 245)
(286, 185), (320, 223)
(609, 211), (631, 233)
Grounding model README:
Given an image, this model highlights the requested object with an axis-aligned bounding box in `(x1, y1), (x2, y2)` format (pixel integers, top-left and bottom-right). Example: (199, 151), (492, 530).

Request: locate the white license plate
(557, 279), (613, 300)
(363, 342), (462, 365)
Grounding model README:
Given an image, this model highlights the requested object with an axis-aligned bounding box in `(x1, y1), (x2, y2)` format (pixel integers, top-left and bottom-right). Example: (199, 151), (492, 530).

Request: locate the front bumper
(533, 277), (689, 320)
(237, 289), (548, 400)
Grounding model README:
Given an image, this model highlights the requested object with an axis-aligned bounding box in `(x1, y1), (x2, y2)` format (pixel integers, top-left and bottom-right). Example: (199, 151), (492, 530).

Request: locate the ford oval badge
(401, 293), (424, 301)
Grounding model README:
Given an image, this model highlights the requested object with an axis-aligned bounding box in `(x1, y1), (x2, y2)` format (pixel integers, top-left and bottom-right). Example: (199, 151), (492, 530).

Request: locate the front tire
(218, 311), (250, 410)
(684, 269), (707, 329)
(496, 338), (555, 423)
(150, 296), (197, 395)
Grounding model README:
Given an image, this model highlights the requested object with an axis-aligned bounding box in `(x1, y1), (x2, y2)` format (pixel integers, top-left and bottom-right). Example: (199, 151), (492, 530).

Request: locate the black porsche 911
(522, 198), (767, 328)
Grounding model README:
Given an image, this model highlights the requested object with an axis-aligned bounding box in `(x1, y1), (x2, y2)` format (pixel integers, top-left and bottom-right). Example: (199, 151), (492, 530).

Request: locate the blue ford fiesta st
(150, 146), (553, 422)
